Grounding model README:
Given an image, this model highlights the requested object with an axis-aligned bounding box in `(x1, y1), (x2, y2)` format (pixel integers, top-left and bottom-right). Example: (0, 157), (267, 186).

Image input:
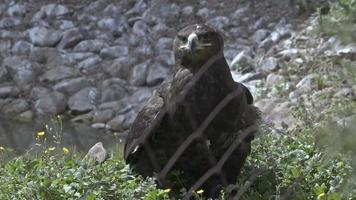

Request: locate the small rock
(0, 86), (20, 98)
(34, 91), (67, 115)
(11, 40), (33, 55)
(251, 29), (270, 43)
(130, 61), (150, 86)
(3, 57), (35, 90)
(0, 17), (21, 28)
(40, 66), (78, 82)
(2, 99), (29, 117)
(155, 37), (173, 52)
(33, 4), (69, 20)
(68, 87), (99, 113)
(107, 115), (127, 131)
(182, 6), (194, 16)
(30, 87), (50, 100)
(296, 74), (318, 91)
(91, 123), (106, 129)
(85, 142), (107, 163)
(230, 50), (254, 71)
(132, 20), (150, 37)
(156, 50), (175, 66)
(76, 56), (102, 74)
(74, 39), (109, 53)
(57, 28), (84, 49)
(266, 73), (285, 87)
(196, 7), (212, 19)
(92, 109), (114, 123)
(334, 88), (355, 99)
(207, 16), (230, 30)
(146, 63), (171, 86)
(100, 46), (129, 59)
(259, 57), (279, 72)
(104, 57), (137, 79)
(27, 27), (62, 47)
(100, 83), (127, 103)
(7, 4), (27, 17)
(53, 77), (90, 95)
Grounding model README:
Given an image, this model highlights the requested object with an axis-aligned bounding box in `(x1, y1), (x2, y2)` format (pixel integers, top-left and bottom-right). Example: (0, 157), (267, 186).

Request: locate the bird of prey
(124, 24), (259, 198)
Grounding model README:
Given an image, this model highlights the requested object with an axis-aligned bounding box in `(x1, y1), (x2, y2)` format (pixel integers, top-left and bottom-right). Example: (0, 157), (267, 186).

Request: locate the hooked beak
(179, 32), (212, 51)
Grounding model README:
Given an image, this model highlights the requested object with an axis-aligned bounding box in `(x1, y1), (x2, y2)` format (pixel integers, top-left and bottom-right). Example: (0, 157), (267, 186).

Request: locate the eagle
(124, 24), (259, 198)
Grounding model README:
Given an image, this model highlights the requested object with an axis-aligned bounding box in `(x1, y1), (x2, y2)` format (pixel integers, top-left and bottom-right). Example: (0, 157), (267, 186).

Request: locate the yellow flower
(196, 189), (204, 194)
(48, 147), (56, 151)
(163, 188), (171, 193)
(37, 131), (45, 137)
(62, 147), (70, 154)
(317, 192), (325, 199)
(0, 146), (4, 150)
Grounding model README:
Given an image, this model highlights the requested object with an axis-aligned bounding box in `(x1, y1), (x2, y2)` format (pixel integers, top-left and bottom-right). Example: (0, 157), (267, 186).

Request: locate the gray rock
(97, 17), (116, 31)
(91, 123), (106, 129)
(0, 86), (20, 98)
(296, 74), (318, 91)
(255, 98), (296, 130)
(130, 88), (152, 104)
(40, 66), (78, 82)
(7, 4), (27, 17)
(182, 6), (194, 16)
(92, 109), (114, 123)
(258, 38), (274, 52)
(133, 44), (153, 57)
(334, 88), (355, 99)
(2, 99), (29, 117)
(18, 110), (34, 121)
(85, 142), (107, 163)
(0, 67), (9, 82)
(107, 115), (127, 131)
(98, 101), (123, 112)
(259, 57), (279, 72)
(251, 29), (270, 43)
(230, 6), (248, 22)
(230, 50), (254, 71)
(207, 16), (230, 30)
(100, 83), (127, 103)
(132, 20), (150, 37)
(266, 73), (285, 87)
(30, 87), (50, 100)
(103, 4), (123, 17)
(146, 63), (171, 86)
(27, 27), (62, 47)
(58, 20), (75, 30)
(289, 91), (301, 103)
(0, 40), (11, 55)
(155, 37), (173, 52)
(68, 87), (99, 113)
(33, 4), (69, 20)
(74, 39), (109, 53)
(3, 57), (35, 90)
(156, 50), (175, 66)
(104, 57), (136, 79)
(29, 47), (61, 64)
(100, 46), (129, 59)
(57, 28), (83, 49)
(0, 17), (21, 28)
(61, 52), (95, 65)
(76, 56), (102, 74)
(34, 91), (66, 115)
(53, 77), (90, 95)
(233, 72), (265, 83)
(142, 3), (180, 24)
(11, 40), (33, 55)
(130, 61), (150, 86)
(196, 7), (213, 19)
(0, 30), (24, 40)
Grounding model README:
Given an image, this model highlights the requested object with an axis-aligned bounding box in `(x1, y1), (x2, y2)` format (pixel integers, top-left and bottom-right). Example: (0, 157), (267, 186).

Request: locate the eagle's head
(173, 24), (224, 68)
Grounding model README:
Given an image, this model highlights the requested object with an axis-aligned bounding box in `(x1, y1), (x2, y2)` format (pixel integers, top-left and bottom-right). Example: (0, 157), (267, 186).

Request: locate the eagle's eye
(199, 33), (209, 41)
(180, 36), (187, 43)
